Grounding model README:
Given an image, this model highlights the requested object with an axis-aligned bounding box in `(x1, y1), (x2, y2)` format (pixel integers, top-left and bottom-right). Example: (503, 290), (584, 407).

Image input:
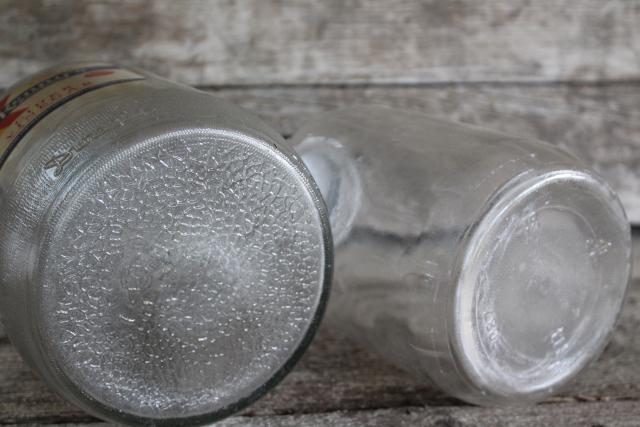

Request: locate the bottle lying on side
(0, 63), (332, 426)
(292, 106), (631, 406)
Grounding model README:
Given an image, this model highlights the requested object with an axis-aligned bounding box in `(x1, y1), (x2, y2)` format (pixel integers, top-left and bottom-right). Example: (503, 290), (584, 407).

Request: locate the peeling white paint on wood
(1, 0), (639, 87)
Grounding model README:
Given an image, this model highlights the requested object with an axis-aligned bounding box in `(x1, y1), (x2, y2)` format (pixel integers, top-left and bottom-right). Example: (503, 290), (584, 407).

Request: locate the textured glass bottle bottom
(30, 129), (329, 422)
(453, 170), (630, 403)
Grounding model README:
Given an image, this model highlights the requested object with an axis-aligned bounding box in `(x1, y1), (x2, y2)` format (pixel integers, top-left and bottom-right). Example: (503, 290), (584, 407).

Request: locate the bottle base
(30, 127), (331, 424)
(451, 169), (631, 405)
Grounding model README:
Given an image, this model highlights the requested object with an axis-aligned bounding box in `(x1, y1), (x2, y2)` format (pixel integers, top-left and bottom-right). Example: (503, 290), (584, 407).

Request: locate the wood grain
(166, 402), (640, 427)
(5, 400), (640, 427)
(1, 0), (639, 87)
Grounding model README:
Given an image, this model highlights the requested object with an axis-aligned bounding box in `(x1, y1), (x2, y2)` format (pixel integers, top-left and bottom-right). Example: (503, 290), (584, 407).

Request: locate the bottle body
(0, 64), (331, 425)
(292, 106), (631, 405)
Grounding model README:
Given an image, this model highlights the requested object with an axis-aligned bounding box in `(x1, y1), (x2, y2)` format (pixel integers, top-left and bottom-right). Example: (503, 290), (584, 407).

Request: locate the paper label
(0, 63), (145, 166)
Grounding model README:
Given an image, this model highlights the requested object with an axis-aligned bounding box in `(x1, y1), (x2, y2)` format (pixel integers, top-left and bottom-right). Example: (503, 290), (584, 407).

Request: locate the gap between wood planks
(3, 77), (640, 94)
(195, 78), (640, 91)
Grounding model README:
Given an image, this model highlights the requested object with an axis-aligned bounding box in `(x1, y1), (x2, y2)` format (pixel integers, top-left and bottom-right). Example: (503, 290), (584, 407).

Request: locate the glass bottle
(0, 63), (332, 425)
(292, 106), (631, 405)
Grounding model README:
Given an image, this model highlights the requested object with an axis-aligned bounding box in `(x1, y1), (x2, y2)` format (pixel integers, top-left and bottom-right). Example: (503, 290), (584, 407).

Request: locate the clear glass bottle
(292, 106), (631, 405)
(0, 63), (332, 425)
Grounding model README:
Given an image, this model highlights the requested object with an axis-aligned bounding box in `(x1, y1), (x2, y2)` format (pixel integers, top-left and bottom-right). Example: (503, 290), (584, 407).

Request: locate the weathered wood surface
(5, 401), (640, 427)
(1, 0), (640, 424)
(1, 235), (639, 425)
(1, 0), (640, 87)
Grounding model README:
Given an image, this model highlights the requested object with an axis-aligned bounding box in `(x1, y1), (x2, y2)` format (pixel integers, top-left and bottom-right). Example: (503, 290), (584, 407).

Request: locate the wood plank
(0, 341), (94, 424)
(207, 83), (640, 223)
(147, 402), (640, 427)
(3, 401), (640, 427)
(1, 0), (639, 87)
(2, 275), (640, 424)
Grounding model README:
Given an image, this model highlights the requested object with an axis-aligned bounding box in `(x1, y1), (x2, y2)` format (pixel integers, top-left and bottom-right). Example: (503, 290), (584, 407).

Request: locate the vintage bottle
(292, 106), (631, 405)
(0, 63), (331, 425)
